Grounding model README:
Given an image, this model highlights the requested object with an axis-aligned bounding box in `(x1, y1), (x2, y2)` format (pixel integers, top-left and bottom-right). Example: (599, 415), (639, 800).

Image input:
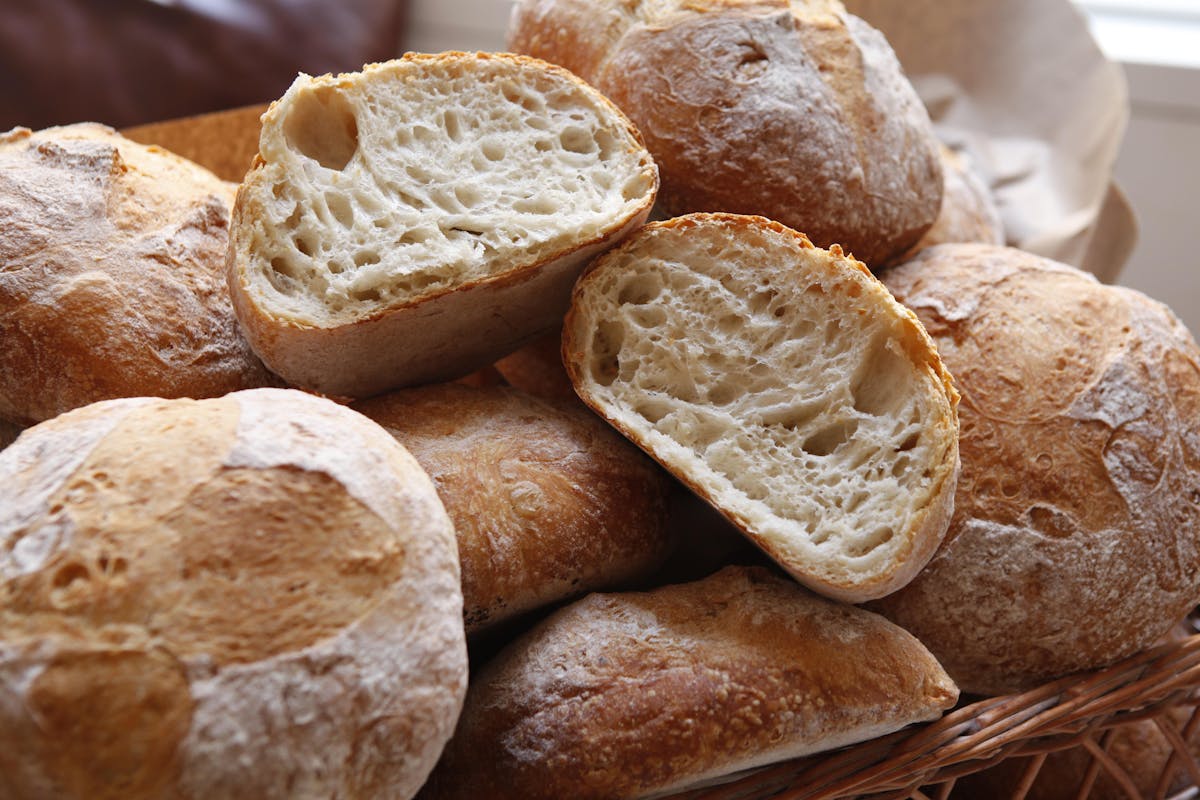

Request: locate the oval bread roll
(509, 0), (943, 266)
(0, 389), (466, 800)
(563, 213), (960, 602)
(420, 565), (959, 800)
(873, 244), (1200, 695)
(228, 52), (659, 398)
(353, 383), (672, 633)
(0, 124), (275, 426)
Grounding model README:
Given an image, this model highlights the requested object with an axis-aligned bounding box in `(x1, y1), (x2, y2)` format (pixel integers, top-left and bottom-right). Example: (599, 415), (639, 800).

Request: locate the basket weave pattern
(669, 624), (1200, 800)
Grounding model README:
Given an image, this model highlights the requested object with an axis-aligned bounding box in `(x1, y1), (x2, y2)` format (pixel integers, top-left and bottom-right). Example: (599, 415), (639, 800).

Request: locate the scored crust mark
(564, 213), (959, 602)
(229, 53), (658, 396)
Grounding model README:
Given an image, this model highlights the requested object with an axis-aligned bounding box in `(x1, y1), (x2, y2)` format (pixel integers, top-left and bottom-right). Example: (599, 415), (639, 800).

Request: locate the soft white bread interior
(229, 52), (658, 397)
(420, 566), (959, 800)
(563, 213), (960, 602)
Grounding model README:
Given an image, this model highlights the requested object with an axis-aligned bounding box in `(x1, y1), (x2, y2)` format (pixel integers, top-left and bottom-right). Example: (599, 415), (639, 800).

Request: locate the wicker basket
(667, 619), (1200, 800)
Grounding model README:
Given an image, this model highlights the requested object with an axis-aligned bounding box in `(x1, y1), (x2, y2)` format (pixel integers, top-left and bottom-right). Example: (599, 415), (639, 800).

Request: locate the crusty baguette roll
(873, 244), (1200, 695)
(420, 566), (959, 800)
(0, 124), (275, 426)
(508, 0), (942, 266)
(228, 52), (658, 398)
(899, 144), (1004, 261)
(0, 389), (466, 800)
(353, 383), (672, 633)
(563, 213), (960, 602)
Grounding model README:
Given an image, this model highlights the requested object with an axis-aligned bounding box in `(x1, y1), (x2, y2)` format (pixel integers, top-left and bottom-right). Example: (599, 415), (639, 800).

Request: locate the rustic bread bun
(0, 389), (466, 799)
(899, 144), (1004, 261)
(508, 0), (942, 266)
(873, 244), (1200, 695)
(563, 213), (959, 602)
(353, 383), (672, 633)
(421, 565), (959, 800)
(228, 52), (658, 398)
(492, 326), (577, 402)
(0, 124), (275, 426)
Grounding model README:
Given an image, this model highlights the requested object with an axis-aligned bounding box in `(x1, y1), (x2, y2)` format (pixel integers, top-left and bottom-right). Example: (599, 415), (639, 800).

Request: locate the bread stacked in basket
(2, 3), (1199, 799)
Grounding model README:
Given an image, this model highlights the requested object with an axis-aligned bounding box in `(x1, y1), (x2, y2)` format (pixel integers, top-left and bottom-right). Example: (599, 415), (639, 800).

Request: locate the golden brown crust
(0, 389), (467, 799)
(873, 244), (1200, 695)
(0, 124), (277, 426)
(509, 0), (943, 266)
(352, 383), (672, 633)
(895, 144), (1004, 263)
(421, 566), (958, 800)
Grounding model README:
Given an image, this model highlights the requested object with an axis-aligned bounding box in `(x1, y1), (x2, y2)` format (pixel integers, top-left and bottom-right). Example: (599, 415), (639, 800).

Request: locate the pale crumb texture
(234, 52), (655, 323)
(564, 214), (959, 602)
(873, 244), (1200, 695)
(0, 390), (466, 800)
(420, 566), (958, 800)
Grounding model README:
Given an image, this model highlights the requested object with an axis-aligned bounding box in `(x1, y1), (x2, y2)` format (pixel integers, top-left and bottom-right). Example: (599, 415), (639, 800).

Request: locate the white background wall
(403, 0), (1200, 336)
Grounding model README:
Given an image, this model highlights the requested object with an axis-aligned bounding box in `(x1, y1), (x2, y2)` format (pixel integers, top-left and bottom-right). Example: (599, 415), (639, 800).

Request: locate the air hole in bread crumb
(455, 185), (483, 207)
(283, 85), (359, 171)
(325, 192), (354, 228)
(481, 140), (505, 161)
(709, 379), (741, 406)
(802, 419), (858, 457)
(352, 286), (382, 302)
(293, 235), (314, 257)
(849, 526), (894, 557)
(559, 126), (595, 154)
(513, 196), (557, 215)
(897, 431), (919, 452)
(617, 274), (663, 305)
(353, 250), (380, 268)
(442, 109), (464, 142)
(270, 256), (298, 279)
(852, 341), (907, 417)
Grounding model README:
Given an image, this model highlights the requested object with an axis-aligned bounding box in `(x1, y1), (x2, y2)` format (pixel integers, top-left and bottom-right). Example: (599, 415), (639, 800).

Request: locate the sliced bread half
(562, 213), (960, 602)
(228, 52), (658, 397)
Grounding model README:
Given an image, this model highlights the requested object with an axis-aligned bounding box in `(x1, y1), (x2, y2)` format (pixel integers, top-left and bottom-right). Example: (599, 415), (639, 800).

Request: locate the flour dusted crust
(873, 244), (1200, 695)
(420, 566), (958, 800)
(0, 389), (466, 799)
(563, 213), (959, 603)
(0, 124), (275, 426)
(353, 383), (672, 633)
(228, 52), (658, 398)
(508, 0), (942, 266)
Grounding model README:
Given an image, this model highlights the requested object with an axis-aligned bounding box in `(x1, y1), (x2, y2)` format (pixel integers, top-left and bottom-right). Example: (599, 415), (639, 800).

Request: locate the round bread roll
(0, 389), (467, 800)
(228, 53), (658, 398)
(873, 244), (1200, 695)
(509, 0), (943, 266)
(420, 565), (959, 800)
(352, 383), (672, 633)
(898, 144), (1004, 262)
(0, 124), (275, 426)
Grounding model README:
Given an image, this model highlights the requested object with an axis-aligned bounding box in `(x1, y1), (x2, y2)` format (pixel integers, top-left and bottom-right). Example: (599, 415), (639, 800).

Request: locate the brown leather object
(0, 0), (407, 131)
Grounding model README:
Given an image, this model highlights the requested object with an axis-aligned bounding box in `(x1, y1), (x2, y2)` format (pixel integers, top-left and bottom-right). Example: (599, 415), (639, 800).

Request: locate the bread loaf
(420, 565), (959, 800)
(563, 213), (960, 602)
(873, 244), (1200, 694)
(353, 383), (672, 633)
(0, 123), (275, 426)
(228, 52), (658, 398)
(0, 389), (466, 799)
(508, 0), (943, 266)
